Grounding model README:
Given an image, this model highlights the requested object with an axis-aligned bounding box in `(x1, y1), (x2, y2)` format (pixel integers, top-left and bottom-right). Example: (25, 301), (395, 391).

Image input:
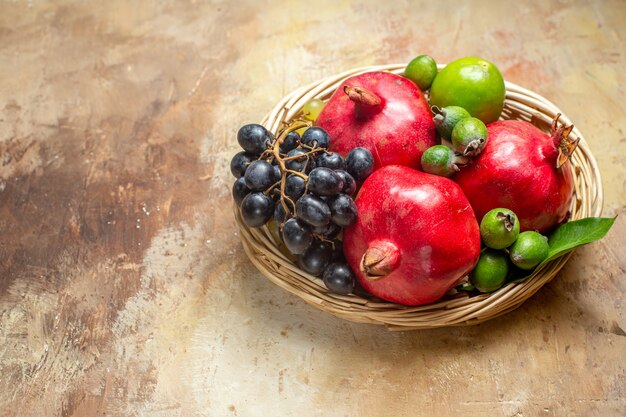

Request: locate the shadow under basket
(233, 64), (604, 331)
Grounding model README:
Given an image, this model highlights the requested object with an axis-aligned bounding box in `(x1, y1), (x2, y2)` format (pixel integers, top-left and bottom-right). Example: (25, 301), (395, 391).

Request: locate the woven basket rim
(235, 63), (604, 330)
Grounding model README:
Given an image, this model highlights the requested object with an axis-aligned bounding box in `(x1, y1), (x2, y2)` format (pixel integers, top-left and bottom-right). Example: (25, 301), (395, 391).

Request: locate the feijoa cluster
(464, 208), (551, 293)
(403, 55), (491, 178)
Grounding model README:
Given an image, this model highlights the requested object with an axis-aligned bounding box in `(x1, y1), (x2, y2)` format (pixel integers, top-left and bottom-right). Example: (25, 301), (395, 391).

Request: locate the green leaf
(507, 216), (616, 284)
(545, 216), (616, 262)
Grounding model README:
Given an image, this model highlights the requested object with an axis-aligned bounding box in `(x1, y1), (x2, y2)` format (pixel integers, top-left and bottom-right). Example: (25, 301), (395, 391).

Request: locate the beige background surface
(0, 1), (624, 416)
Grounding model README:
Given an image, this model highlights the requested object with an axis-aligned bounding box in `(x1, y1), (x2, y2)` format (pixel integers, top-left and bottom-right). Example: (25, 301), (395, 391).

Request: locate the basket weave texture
(234, 64), (604, 330)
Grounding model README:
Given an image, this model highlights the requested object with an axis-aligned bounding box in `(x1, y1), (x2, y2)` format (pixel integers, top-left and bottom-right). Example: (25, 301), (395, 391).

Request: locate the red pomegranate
(315, 71), (436, 169)
(455, 116), (577, 234)
(343, 165), (481, 306)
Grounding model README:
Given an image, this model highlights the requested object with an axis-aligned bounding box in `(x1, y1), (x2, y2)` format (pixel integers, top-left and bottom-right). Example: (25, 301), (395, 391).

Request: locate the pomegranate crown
(551, 113), (578, 169)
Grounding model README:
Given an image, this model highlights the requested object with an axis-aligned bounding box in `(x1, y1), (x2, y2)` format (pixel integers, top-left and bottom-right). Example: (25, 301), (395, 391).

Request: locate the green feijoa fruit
(420, 145), (458, 178)
(404, 55), (438, 91)
(480, 208), (520, 249)
(451, 117), (488, 156)
(509, 231), (550, 270)
(432, 105), (471, 141)
(470, 249), (510, 293)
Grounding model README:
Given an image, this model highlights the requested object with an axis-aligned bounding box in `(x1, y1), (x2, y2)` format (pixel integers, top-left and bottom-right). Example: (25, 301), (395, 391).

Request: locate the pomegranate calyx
(360, 240), (400, 280)
(550, 113), (579, 169)
(343, 85), (383, 119)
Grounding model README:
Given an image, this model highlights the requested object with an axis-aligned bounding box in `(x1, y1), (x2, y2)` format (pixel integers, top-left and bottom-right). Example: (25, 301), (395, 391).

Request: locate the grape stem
(271, 119), (313, 221)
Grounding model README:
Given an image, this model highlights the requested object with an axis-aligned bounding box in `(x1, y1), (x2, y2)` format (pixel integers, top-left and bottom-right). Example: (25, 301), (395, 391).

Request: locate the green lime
(480, 208), (520, 249)
(404, 55), (438, 91)
(420, 145), (457, 177)
(509, 231), (549, 270)
(432, 105), (471, 141)
(451, 117), (488, 156)
(470, 249), (510, 293)
(430, 56), (505, 124)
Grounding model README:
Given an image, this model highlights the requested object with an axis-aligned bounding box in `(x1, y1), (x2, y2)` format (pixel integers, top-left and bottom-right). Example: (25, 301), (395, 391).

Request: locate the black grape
(274, 202), (287, 224)
(307, 167), (343, 196)
(279, 131), (300, 153)
(241, 192), (274, 227)
(272, 164), (282, 183)
(230, 151), (255, 178)
(316, 152), (345, 170)
(237, 124), (272, 155)
(322, 262), (356, 295)
(301, 127), (331, 149)
(285, 174), (306, 201)
(285, 148), (310, 172)
(295, 194), (331, 227)
(335, 170), (357, 196)
(346, 147), (374, 182)
(282, 218), (313, 255)
(329, 194), (357, 227)
(232, 177), (250, 206)
(244, 160), (274, 191)
(312, 222), (341, 239)
(298, 240), (333, 276)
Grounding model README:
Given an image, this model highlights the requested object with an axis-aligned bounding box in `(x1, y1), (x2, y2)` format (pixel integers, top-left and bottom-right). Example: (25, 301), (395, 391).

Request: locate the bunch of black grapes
(230, 123), (374, 295)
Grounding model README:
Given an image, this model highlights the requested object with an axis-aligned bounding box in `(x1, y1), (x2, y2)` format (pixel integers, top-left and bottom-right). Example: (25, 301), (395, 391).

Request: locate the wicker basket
(234, 64), (604, 330)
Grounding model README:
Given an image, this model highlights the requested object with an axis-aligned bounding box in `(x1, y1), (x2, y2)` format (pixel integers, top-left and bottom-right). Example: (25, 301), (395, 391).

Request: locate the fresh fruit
(313, 222), (341, 239)
(230, 151), (255, 178)
(282, 218), (313, 254)
(241, 192), (275, 227)
(331, 240), (345, 262)
(316, 152), (345, 170)
(307, 167), (343, 196)
(335, 170), (357, 196)
(322, 262), (356, 295)
(274, 203), (286, 224)
(480, 208), (520, 249)
(237, 124), (272, 155)
(244, 160), (275, 191)
(470, 249), (509, 292)
(345, 147), (374, 182)
(430, 57), (505, 124)
(451, 117), (488, 156)
(343, 165), (481, 306)
(285, 174), (306, 200)
(420, 145), (459, 178)
(302, 98), (325, 121)
(232, 122), (363, 295)
(279, 131), (300, 153)
(432, 106), (471, 141)
(455, 116), (577, 233)
(301, 127), (331, 149)
(404, 55), (438, 91)
(509, 231), (549, 270)
(315, 71), (436, 169)
(232, 177), (250, 206)
(272, 165), (281, 182)
(329, 194), (358, 227)
(298, 240), (333, 276)
(295, 194), (331, 227)
(285, 148), (311, 172)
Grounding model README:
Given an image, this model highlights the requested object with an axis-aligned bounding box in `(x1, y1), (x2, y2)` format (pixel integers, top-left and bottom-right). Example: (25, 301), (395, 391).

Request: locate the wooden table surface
(1, 1), (624, 416)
